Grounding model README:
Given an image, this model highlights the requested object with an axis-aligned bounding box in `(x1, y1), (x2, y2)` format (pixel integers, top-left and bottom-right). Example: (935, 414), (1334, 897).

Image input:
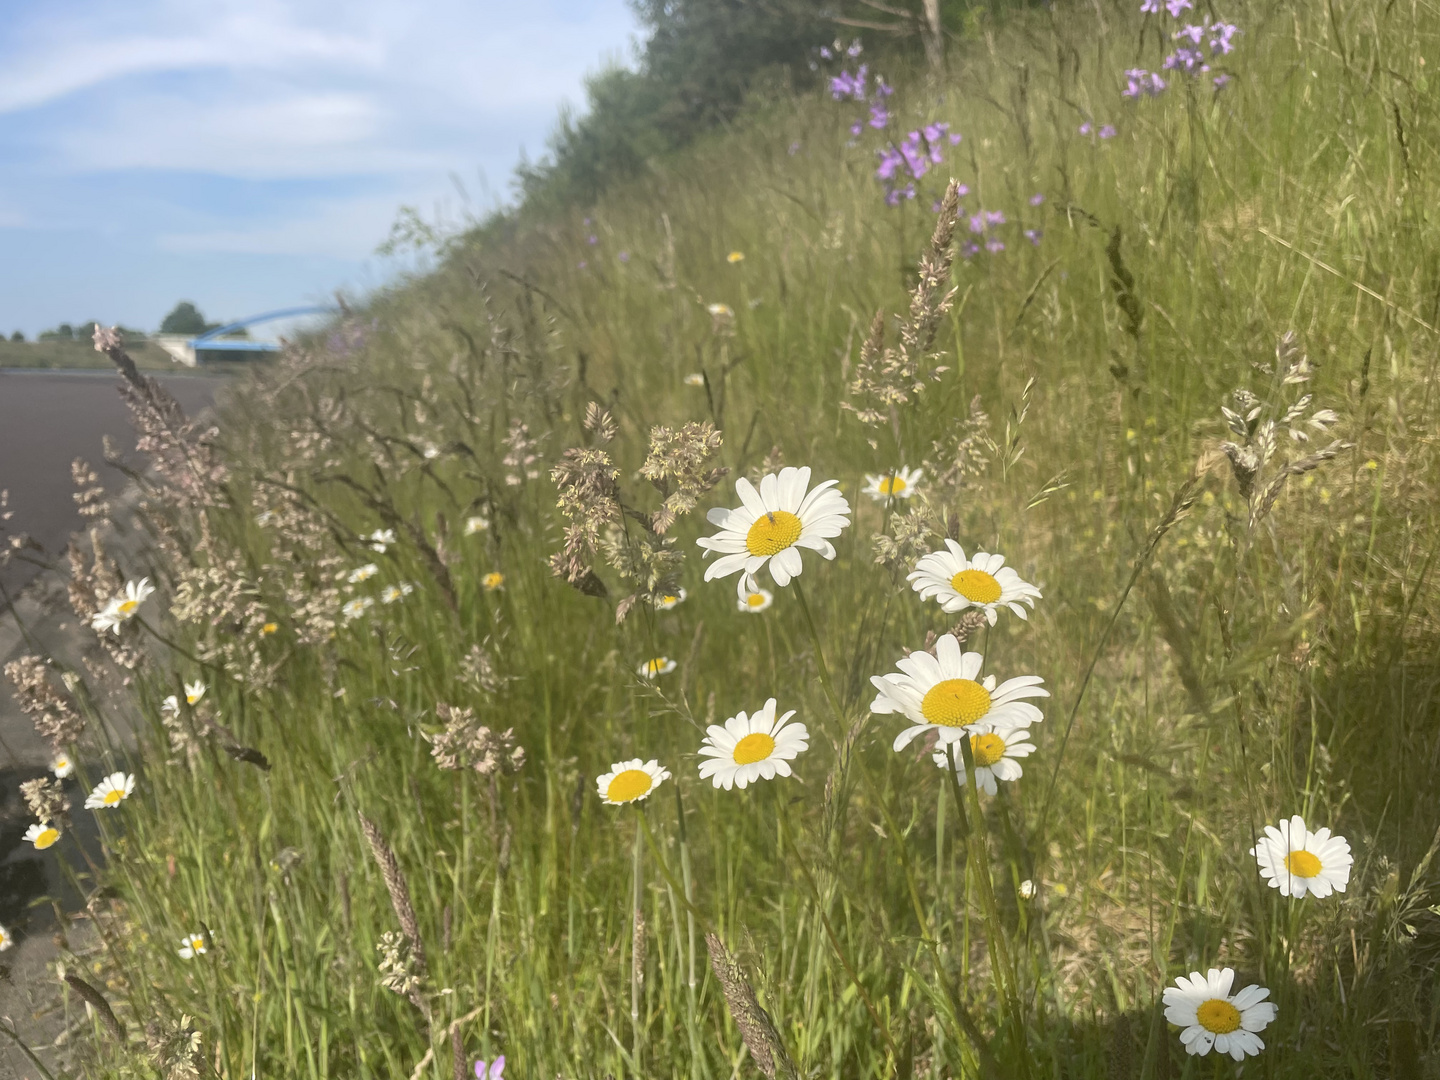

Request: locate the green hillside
(14, 0), (1440, 1077)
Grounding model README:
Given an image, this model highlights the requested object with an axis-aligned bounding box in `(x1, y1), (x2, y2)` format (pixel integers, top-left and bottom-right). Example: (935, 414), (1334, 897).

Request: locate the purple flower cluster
(875, 123), (961, 205)
(1122, 68), (1168, 99)
(830, 65), (868, 102)
(1078, 121), (1118, 139)
(1134, 1), (1239, 93)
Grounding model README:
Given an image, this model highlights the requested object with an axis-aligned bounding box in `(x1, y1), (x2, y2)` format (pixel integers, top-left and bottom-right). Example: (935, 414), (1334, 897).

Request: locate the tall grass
(15, 0), (1440, 1076)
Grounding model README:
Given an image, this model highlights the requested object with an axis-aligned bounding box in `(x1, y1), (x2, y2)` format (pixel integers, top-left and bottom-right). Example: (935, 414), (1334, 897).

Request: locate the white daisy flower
(51, 754), (75, 779)
(91, 578), (154, 634)
(0, 925), (11, 951)
(341, 597), (374, 621)
(184, 681), (206, 706)
(861, 467), (923, 502)
(707, 303), (733, 317)
(368, 528), (397, 553)
(161, 695), (180, 716)
(908, 541), (1042, 625)
(1251, 815), (1352, 899)
(697, 466), (851, 590)
(422, 442), (441, 459)
(1162, 968), (1276, 1060)
(482, 572), (505, 591)
(638, 657), (677, 679)
(654, 589), (687, 610)
(177, 932), (207, 959)
(870, 633), (1048, 752)
(931, 722), (1036, 794)
(24, 822), (61, 850)
(465, 516), (490, 535)
(683, 373), (706, 387)
(698, 698), (808, 790)
(381, 582), (414, 604)
(85, 771), (135, 810)
(596, 758), (671, 805)
(348, 563), (380, 584)
(737, 585), (774, 613)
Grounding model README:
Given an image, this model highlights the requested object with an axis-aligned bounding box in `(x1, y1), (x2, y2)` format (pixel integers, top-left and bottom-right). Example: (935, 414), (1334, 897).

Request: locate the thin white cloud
(0, 4), (384, 114)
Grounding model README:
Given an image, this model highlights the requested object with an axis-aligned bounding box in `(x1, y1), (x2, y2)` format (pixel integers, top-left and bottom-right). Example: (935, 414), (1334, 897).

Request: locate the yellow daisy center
(950, 569), (1002, 604)
(920, 679), (992, 727)
(186, 693), (201, 705)
(662, 596), (678, 605)
(484, 574), (504, 588)
(103, 789), (124, 805)
(878, 475), (907, 495)
(1196, 999), (1242, 1035)
(606, 770), (653, 803)
(746, 593), (767, 607)
(970, 732), (1007, 767)
(646, 658), (669, 674)
(262, 622), (278, 634)
(1284, 850), (1322, 878)
(733, 733), (776, 765)
(746, 511), (803, 556)
(117, 599), (139, 615)
(34, 828), (60, 849)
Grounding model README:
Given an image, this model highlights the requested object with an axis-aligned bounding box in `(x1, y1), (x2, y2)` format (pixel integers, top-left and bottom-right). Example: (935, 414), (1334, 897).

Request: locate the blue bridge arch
(188, 305), (338, 356)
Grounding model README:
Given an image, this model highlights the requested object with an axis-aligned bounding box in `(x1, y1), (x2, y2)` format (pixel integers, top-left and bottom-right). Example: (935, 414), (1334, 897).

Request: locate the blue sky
(0, 0), (640, 337)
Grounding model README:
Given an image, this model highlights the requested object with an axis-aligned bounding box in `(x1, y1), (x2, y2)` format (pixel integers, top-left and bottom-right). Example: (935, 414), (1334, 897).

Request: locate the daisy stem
(947, 740), (1031, 1076)
(630, 812), (644, 1070)
(789, 581), (845, 734)
(792, 581), (932, 933)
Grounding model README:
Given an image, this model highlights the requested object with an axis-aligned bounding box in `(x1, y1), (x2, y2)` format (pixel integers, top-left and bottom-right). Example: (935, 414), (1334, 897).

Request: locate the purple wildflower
(850, 120), (864, 137)
(1141, 0), (1161, 11)
(587, 234), (598, 245)
(475, 1058), (505, 1080)
(1099, 124), (1117, 139)
(985, 210), (1006, 226)
(949, 132), (962, 145)
(956, 183), (970, 196)
(829, 65), (868, 101)
(875, 146), (904, 182)
(847, 39), (863, 58)
(968, 213), (986, 234)
(1213, 73), (1232, 89)
(1175, 23), (1204, 44)
(875, 76), (894, 97)
(1209, 22), (1238, 54)
(985, 238), (1006, 254)
(1165, 0), (1192, 15)
(931, 198), (944, 213)
(869, 102), (890, 128)
(1024, 229), (1042, 246)
(1029, 193), (1045, 206)
(960, 242), (980, 259)
(819, 46), (832, 60)
(1079, 122), (1093, 135)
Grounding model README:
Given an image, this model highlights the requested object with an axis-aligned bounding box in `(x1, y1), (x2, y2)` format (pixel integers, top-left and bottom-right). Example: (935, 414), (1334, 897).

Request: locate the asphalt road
(0, 368), (222, 602)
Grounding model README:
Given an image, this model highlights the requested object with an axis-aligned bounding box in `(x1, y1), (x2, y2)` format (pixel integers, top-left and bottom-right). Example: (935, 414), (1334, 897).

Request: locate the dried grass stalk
(358, 811), (428, 979)
(704, 932), (798, 1080)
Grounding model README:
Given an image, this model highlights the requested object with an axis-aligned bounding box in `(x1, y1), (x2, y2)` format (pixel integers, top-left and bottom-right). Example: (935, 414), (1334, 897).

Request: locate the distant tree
(9, 331), (23, 342)
(160, 301), (211, 335)
(39, 323), (75, 341)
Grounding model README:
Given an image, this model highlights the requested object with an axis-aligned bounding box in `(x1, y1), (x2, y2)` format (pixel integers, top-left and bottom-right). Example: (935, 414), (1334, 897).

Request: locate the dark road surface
(0, 368), (223, 602)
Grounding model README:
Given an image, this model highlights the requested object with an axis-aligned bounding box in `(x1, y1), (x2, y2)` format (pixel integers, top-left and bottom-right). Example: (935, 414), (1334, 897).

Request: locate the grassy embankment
(22, 0), (1440, 1076)
(0, 338), (180, 371)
